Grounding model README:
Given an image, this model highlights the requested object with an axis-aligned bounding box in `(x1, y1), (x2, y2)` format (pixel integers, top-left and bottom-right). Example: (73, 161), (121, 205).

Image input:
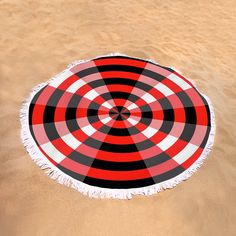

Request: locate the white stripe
(142, 126), (158, 138)
(84, 90), (100, 100)
(50, 70), (74, 88)
(66, 79), (86, 93)
(100, 117), (112, 124)
(168, 73), (191, 90)
(40, 142), (66, 163)
(102, 101), (113, 109)
(141, 93), (156, 104)
(81, 124), (97, 136)
(127, 117), (139, 126)
(157, 135), (177, 151)
(172, 143), (198, 164)
(61, 133), (81, 149)
(127, 103), (138, 110)
(154, 83), (174, 96)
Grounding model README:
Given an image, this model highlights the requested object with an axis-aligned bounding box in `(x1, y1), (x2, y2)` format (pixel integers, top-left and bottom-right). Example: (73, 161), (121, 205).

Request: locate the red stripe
(75, 83), (91, 96)
(94, 58), (146, 68)
(76, 108), (89, 118)
(173, 108), (186, 123)
(86, 166), (151, 180)
(61, 156), (152, 180)
(165, 139), (188, 158)
(110, 120), (130, 129)
(181, 147), (203, 169)
(57, 75), (79, 91)
(150, 131), (167, 144)
(174, 71), (194, 88)
(54, 107), (66, 122)
(100, 71), (140, 80)
(162, 77), (183, 93)
(148, 87), (165, 100)
(112, 98), (127, 107)
(32, 104), (45, 124)
(195, 106), (209, 126)
(103, 134), (135, 145)
(82, 146), (144, 162)
(52, 138), (74, 156)
(38, 146), (58, 166)
(106, 84), (133, 94)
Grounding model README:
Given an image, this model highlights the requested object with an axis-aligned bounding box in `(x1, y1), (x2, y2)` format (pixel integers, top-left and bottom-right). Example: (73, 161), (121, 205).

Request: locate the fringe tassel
(20, 53), (215, 199)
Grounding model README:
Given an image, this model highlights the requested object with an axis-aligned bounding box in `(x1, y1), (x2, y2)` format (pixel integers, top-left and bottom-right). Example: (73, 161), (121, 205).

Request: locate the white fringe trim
(20, 53), (215, 199)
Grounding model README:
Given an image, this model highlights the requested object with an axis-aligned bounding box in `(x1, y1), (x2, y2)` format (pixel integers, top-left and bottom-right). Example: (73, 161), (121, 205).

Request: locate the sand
(0, 0), (235, 235)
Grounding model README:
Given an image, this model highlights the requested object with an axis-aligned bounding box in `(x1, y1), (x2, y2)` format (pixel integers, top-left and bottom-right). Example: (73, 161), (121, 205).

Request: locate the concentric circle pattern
(28, 55), (213, 190)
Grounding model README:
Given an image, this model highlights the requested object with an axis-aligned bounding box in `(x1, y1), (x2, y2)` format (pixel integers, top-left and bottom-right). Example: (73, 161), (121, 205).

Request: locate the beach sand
(0, 0), (235, 235)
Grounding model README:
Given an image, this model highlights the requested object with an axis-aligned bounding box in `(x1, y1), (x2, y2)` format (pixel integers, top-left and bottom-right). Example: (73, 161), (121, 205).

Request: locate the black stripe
(76, 67), (98, 78)
(66, 94), (82, 132)
(87, 101), (101, 110)
(32, 88), (61, 142)
(57, 164), (185, 189)
(152, 165), (185, 184)
(76, 62), (166, 85)
(87, 114), (100, 124)
(99, 141), (139, 153)
(175, 91), (197, 142)
(76, 64), (144, 78)
(57, 164), (155, 188)
(88, 78), (153, 93)
(158, 98), (174, 133)
(176, 91), (196, 124)
(30, 86), (47, 105)
(29, 86), (47, 144)
(44, 122), (60, 141)
(66, 119), (79, 133)
(163, 109), (175, 122)
(43, 89), (64, 125)
(65, 107), (77, 121)
(184, 107), (196, 124)
(141, 111), (153, 119)
(66, 95), (80, 126)
(86, 102), (103, 124)
(69, 150), (171, 171)
(67, 94), (82, 108)
(200, 95), (211, 127)
(87, 79), (107, 88)
(29, 104), (35, 126)
(43, 106), (56, 123)
(87, 109), (98, 117)
(142, 69), (165, 82)
(46, 89), (64, 107)
(104, 78), (136, 86)
(138, 117), (153, 127)
(179, 123), (196, 142)
(97, 65), (144, 74)
(43, 89), (64, 123)
(139, 104), (153, 113)
(200, 126), (211, 148)
(205, 105), (211, 127)
(158, 97), (173, 110)
(84, 137), (154, 153)
(94, 55), (148, 64)
(93, 55), (175, 73)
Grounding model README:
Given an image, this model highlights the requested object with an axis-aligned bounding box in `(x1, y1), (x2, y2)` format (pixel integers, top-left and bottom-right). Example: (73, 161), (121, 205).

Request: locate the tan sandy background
(0, 0), (236, 235)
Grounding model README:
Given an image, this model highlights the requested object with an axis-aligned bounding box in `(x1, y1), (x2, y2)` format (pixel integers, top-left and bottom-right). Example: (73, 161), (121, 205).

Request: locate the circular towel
(20, 54), (215, 199)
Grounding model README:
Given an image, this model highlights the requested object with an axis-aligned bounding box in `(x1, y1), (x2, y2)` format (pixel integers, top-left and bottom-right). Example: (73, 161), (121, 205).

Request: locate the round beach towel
(20, 54), (215, 199)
